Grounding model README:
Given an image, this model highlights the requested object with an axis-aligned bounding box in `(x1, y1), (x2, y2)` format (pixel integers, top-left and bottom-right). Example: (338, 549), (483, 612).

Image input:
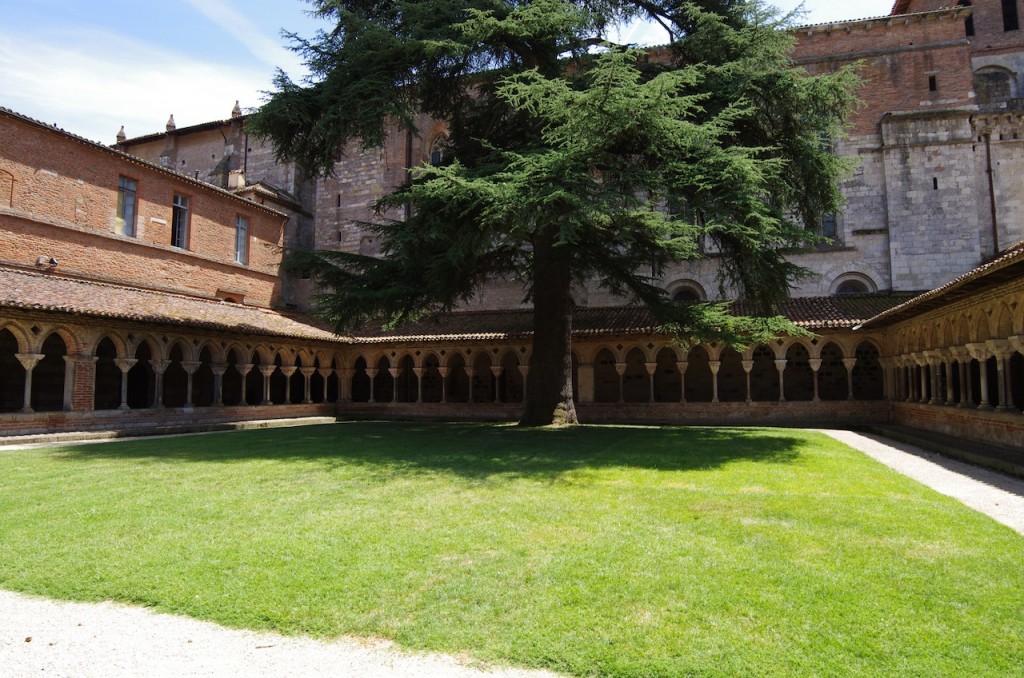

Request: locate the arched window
(429, 134), (449, 166)
(669, 280), (706, 304)
(831, 274), (876, 296)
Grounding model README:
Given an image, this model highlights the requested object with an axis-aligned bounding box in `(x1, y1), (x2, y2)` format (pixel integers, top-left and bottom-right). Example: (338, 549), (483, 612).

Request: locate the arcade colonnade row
(0, 316), (893, 417)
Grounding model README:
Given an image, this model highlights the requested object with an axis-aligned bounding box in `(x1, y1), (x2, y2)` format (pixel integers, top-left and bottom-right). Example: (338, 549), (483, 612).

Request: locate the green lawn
(1, 423), (1022, 676)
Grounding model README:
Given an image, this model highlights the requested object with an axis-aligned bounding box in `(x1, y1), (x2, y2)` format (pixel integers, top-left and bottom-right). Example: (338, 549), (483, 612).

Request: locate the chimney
(166, 114), (176, 132)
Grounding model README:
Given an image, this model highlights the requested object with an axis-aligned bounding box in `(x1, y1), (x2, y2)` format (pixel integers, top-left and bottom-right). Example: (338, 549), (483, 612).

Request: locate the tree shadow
(53, 422), (805, 481)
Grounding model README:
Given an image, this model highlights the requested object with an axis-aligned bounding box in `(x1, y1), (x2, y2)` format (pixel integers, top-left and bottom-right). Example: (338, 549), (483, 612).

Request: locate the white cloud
(0, 27), (274, 144)
(181, 0), (306, 75)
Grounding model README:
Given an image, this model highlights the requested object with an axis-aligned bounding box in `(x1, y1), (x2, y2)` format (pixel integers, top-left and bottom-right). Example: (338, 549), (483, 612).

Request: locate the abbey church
(2, 0), (1024, 451)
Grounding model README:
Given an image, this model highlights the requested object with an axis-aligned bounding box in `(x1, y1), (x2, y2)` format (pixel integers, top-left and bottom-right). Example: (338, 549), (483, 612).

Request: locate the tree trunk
(519, 230), (578, 426)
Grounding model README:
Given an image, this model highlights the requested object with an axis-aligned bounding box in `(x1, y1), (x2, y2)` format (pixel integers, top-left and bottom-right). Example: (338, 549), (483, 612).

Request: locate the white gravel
(0, 592), (562, 678)
(3, 429), (1022, 676)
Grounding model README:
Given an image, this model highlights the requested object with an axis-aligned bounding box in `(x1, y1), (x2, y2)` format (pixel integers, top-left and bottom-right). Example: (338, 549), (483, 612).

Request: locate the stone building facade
(3, 1), (1024, 451)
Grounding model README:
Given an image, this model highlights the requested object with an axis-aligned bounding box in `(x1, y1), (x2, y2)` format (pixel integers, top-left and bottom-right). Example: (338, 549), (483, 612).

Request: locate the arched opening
(422, 354), (443, 402)
(685, 346), (713, 403)
(622, 348), (649, 403)
(290, 356), (305, 404)
(327, 359), (339, 402)
(351, 357), (371, 402)
(127, 342), (155, 409)
(500, 352), (524, 403)
(653, 348), (681, 402)
(818, 342), (848, 401)
(32, 333), (67, 412)
(0, 328), (25, 412)
(718, 347), (745, 402)
(94, 338), (121, 410)
(311, 357), (326, 403)
(223, 349), (244, 406)
(471, 353), (494, 403)
(784, 343), (814, 402)
(269, 354), (287, 404)
(374, 356), (394, 403)
(986, 356), (1000, 407)
(193, 346), (215, 407)
(163, 344), (188, 408)
(395, 355), (417, 402)
(593, 348), (619, 403)
(1011, 353), (1024, 410)
(245, 353), (263, 406)
(749, 345), (778, 402)
(446, 353), (470, 403)
(852, 342), (884, 400)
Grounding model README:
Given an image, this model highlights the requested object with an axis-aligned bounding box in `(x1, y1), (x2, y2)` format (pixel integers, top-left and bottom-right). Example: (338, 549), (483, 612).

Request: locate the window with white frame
(116, 176), (137, 236)
(171, 194), (189, 249)
(235, 215), (249, 264)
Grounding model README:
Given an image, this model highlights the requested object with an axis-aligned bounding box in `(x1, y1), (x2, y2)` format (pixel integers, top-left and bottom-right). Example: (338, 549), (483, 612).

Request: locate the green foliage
(2, 424), (1022, 676)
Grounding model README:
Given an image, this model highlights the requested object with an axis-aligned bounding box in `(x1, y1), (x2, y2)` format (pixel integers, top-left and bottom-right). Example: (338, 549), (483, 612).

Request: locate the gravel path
(2, 429), (1022, 676)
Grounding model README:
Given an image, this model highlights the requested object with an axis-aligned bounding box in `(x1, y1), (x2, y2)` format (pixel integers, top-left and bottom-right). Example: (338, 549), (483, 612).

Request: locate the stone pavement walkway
(2, 429), (1023, 677)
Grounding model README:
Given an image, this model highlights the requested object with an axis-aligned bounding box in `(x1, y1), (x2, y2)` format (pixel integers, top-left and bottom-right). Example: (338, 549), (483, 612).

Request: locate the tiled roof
(858, 240), (1024, 330)
(351, 294), (914, 343)
(0, 266), (343, 343)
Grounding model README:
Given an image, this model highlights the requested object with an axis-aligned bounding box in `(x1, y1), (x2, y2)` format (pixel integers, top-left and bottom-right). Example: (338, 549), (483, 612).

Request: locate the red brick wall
(900, 1), (1024, 55)
(893, 401), (1024, 448)
(0, 114), (286, 307)
(793, 13), (975, 137)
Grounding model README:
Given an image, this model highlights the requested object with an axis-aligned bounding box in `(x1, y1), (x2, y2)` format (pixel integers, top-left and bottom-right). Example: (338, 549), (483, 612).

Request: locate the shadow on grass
(52, 423), (808, 480)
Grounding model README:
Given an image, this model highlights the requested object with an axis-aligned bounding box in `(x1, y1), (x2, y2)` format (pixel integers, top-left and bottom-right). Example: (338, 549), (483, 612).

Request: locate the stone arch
(852, 340), (885, 400)
(973, 312), (991, 343)
(818, 341), (848, 401)
(471, 352), (494, 403)
(685, 345), (713, 402)
(32, 324), (80, 358)
(593, 347), (619, 403)
(223, 346), (245, 406)
(395, 353), (417, 403)
(0, 327), (26, 412)
(995, 303), (1014, 339)
(427, 129), (450, 165)
(327, 357), (340, 402)
(830, 272), (877, 296)
(668, 279), (707, 303)
(88, 331), (129, 360)
(31, 332), (67, 412)
(953, 315), (971, 345)
(94, 336), (122, 411)
(193, 345), (215, 407)
(446, 352), (470, 403)
(163, 341), (190, 408)
(717, 347), (745, 402)
(0, 321), (31, 354)
(127, 339), (157, 409)
(351, 355), (371, 402)
(622, 347), (650, 403)
(974, 65), (1016, 105)
(653, 347), (681, 402)
(421, 352), (443, 403)
(374, 355), (394, 403)
(784, 342), (814, 401)
(749, 344), (778, 401)
(499, 351), (524, 403)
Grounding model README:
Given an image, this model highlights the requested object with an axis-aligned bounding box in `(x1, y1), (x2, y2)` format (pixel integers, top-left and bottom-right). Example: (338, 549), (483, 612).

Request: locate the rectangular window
(235, 215), (249, 264)
(171, 194), (189, 249)
(820, 213), (838, 240)
(928, 75), (937, 92)
(1004, 0), (1019, 31)
(116, 176), (137, 236)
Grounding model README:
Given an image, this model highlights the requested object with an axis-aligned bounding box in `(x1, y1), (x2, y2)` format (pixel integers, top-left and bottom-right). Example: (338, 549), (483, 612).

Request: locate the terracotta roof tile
(0, 266), (343, 343)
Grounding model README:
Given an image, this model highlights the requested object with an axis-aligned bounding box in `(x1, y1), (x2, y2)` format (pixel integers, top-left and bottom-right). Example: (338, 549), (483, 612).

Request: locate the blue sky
(0, 1), (896, 144)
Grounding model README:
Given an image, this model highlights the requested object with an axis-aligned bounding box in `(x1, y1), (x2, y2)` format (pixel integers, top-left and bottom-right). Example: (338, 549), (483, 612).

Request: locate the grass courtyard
(0, 422), (1022, 676)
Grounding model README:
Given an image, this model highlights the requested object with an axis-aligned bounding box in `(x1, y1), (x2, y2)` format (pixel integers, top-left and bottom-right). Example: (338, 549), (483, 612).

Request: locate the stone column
(924, 352), (943, 405)
(490, 365), (503, 404)
(15, 353), (43, 413)
(614, 362), (627, 404)
(388, 367), (400, 403)
(842, 357), (857, 401)
(365, 368), (378, 403)
(150, 359), (170, 408)
(988, 340), (1017, 412)
(808, 358), (822, 402)
(938, 351), (955, 405)
(708, 360), (721, 404)
(413, 367), (425, 403)
(519, 365), (530, 403)
(774, 359), (787, 402)
(236, 363), (254, 406)
(644, 362), (658, 403)
(211, 363), (227, 406)
(319, 367), (333, 402)
(279, 366), (297, 404)
(437, 367), (449, 404)
(966, 344), (992, 410)
(465, 367), (475, 403)
(114, 357), (137, 410)
(911, 353), (928, 404)
(676, 361), (688, 404)
(740, 359), (754, 403)
(182, 361), (201, 409)
(258, 365), (276, 406)
(300, 367), (316, 404)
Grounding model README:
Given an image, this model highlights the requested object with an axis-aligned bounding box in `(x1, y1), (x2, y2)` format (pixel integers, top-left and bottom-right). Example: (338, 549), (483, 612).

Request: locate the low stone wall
(892, 401), (1024, 449)
(0, 403), (337, 440)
